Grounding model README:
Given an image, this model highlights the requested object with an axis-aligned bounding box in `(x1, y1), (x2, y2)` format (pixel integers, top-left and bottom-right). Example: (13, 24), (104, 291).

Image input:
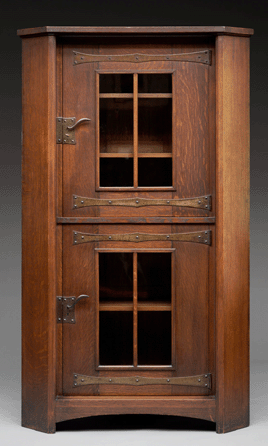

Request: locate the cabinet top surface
(17, 26), (254, 37)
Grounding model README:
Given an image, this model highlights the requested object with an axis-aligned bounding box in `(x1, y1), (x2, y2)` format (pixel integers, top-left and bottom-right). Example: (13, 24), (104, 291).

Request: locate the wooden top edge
(17, 26), (254, 37)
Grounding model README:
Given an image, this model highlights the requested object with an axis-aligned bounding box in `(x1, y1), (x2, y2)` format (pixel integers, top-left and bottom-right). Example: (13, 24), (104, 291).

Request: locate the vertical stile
(95, 251), (100, 367)
(171, 71), (175, 194)
(171, 249), (175, 369)
(96, 73), (100, 188)
(133, 73), (138, 188)
(133, 252), (138, 367)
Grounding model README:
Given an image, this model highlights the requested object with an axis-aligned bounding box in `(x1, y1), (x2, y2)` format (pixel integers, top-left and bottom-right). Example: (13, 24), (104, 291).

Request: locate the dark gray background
(0, 0), (267, 440)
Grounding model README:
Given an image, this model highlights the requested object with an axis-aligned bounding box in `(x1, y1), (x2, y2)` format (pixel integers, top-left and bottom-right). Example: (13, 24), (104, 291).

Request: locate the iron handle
(67, 118), (91, 130)
(67, 294), (89, 310)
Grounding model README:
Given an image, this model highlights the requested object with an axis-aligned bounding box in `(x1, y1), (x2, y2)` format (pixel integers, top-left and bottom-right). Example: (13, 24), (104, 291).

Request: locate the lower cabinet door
(60, 225), (215, 396)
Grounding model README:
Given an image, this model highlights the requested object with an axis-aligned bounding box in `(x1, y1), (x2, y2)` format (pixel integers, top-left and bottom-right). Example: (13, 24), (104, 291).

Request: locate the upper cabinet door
(60, 38), (215, 217)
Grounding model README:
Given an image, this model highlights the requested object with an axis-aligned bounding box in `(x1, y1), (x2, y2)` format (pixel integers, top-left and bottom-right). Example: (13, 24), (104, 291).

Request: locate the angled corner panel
(21, 35), (57, 433)
(215, 35), (250, 433)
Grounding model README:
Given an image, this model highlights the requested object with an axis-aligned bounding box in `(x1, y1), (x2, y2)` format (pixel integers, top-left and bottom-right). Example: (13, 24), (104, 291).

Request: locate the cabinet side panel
(215, 35), (250, 433)
(21, 35), (57, 433)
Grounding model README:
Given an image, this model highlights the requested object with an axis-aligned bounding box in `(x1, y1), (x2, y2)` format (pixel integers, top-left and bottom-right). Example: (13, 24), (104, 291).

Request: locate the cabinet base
(55, 396), (216, 424)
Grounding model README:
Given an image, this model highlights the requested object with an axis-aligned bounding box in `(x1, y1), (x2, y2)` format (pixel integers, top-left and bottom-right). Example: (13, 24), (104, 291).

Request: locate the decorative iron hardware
(73, 194), (211, 210)
(56, 117), (91, 144)
(73, 373), (212, 389)
(57, 294), (89, 324)
(73, 230), (211, 245)
(73, 50), (212, 66)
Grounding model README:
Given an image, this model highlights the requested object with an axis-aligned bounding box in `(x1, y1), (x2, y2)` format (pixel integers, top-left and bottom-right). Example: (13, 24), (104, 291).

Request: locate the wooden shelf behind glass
(99, 302), (171, 311)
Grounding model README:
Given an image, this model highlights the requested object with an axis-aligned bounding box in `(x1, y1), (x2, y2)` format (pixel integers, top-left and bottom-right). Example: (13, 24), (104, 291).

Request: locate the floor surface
(0, 362), (267, 445)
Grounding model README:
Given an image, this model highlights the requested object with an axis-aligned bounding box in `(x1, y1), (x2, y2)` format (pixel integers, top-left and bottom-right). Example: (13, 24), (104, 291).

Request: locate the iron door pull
(57, 294), (90, 323)
(67, 294), (89, 310)
(67, 118), (91, 130)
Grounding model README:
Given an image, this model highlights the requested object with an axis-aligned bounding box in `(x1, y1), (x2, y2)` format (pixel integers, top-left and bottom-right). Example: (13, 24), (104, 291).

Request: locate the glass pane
(138, 158), (172, 187)
(99, 253), (133, 302)
(138, 98), (172, 153)
(99, 311), (133, 365)
(100, 158), (133, 187)
(138, 74), (172, 93)
(100, 74), (133, 93)
(138, 311), (171, 365)
(138, 253), (171, 303)
(100, 98), (133, 154)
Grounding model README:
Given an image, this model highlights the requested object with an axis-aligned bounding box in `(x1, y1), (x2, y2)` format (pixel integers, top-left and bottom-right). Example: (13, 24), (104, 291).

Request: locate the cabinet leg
(216, 416), (249, 434)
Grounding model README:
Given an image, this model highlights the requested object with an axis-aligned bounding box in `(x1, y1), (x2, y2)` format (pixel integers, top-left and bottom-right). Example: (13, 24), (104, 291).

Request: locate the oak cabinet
(19, 26), (253, 434)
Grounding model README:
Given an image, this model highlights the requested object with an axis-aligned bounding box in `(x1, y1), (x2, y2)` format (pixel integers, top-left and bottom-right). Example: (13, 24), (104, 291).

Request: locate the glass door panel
(100, 157), (133, 187)
(138, 73), (172, 94)
(99, 252), (133, 302)
(138, 98), (172, 154)
(99, 73), (133, 93)
(138, 158), (172, 187)
(100, 98), (133, 154)
(97, 72), (173, 189)
(99, 311), (133, 365)
(138, 311), (171, 365)
(137, 253), (171, 304)
(98, 250), (173, 368)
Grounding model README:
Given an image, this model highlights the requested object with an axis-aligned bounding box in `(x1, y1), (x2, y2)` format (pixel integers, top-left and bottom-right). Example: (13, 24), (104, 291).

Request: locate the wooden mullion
(96, 72), (100, 189)
(95, 251), (100, 368)
(133, 73), (138, 188)
(133, 252), (138, 367)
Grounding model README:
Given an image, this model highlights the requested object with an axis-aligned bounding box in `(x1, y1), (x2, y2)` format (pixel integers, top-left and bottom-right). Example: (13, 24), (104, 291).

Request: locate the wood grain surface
(20, 28), (251, 434)
(55, 396), (216, 423)
(17, 26), (254, 37)
(21, 35), (57, 433)
(215, 35), (250, 433)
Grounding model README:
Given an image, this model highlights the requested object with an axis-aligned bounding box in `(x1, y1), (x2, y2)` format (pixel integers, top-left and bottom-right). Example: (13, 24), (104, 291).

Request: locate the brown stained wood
(171, 225), (214, 397)
(99, 302), (133, 311)
(61, 224), (214, 398)
(95, 73), (100, 191)
(215, 35), (250, 434)
(62, 44), (98, 218)
(21, 35), (57, 433)
(99, 93), (133, 98)
(18, 26), (254, 37)
(55, 396), (216, 423)
(138, 153), (172, 158)
(57, 216), (216, 224)
(20, 28), (251, 434)
(63, 40), (178, 219)
(73, 50), (211, 65)
(56, 44), (63, 397)
(99, 153), (133, 158)
(138, 93), (172, 98)
(56, 226), (63, 396)
(137, 302), (171, 311)
(95, 252), (100, 372)
(172, 39), (214, 218)
(62, 226), (98, 396)
(133, 252), (138, 367)
(133, 74), (138, 188)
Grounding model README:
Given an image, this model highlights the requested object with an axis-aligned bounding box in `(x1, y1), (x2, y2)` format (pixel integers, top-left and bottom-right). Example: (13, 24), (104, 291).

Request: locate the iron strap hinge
(73, 373), (212, 389)
(57, 295), (89, 323)
(56, 117), (91, 144)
